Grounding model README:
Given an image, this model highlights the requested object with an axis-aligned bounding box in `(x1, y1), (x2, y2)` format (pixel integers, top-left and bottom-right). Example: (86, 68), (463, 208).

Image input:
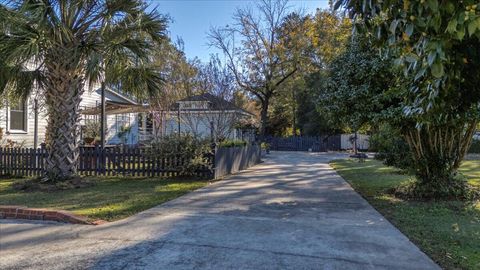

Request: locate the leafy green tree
(152, 39), (199, 105)
(269, 9), (352, 136)
(318, 36), (396, 133)
(335, 0), (480, 198)
(309, 9), (352, 68)
(150, 40), (199, 137)
(301, 72), (346, 135)
(0, 0), (168, 180)
(268, 12), (310, 136)
(302, 10), (352, 135)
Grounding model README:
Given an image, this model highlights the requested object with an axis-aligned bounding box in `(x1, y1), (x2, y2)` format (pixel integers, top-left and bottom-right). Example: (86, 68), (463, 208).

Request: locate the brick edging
(0, 205), (102, 225)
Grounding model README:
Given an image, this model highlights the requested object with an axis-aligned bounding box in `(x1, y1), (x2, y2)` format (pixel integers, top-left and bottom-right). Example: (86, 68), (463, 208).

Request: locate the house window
(10, 100), (27, 131)
(146, 113), (153, 130)
(138, 113), (153, 132)
(116, 114), (130, 132)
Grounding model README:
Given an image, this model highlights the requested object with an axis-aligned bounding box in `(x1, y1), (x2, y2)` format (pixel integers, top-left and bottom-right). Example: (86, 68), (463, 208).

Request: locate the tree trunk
(292, 103), (297, 136)
(259, 98), (269, 142)
(43, 48), (84, 180)
(292, 88), (297, 136)
(402, 120), (477, 198)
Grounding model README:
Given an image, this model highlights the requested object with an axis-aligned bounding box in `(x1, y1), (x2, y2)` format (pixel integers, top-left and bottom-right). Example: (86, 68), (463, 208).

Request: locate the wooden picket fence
(0, 146), (214, 178)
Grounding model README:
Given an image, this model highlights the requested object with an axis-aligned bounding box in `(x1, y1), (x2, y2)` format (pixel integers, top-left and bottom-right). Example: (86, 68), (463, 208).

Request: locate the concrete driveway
(0, 152), (439, 270)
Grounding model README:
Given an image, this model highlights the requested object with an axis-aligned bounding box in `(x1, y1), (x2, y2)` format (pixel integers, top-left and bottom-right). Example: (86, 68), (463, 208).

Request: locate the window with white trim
(10, 100), (27, 131)
(116, 113), (130, 132)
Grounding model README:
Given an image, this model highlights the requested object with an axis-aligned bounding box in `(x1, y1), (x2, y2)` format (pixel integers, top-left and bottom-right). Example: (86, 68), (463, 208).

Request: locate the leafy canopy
(269, 9), (352, 136)
(0, 0), (169, 100)
(318, 35), (400, 132)
(335, 0), (480, 120)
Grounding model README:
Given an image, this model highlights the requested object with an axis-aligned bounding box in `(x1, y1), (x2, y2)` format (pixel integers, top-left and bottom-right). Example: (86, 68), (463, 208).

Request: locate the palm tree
(0, 0), (168, 180)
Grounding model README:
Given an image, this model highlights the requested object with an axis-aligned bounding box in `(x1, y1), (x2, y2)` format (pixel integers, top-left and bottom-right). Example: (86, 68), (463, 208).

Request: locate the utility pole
(100, 82), (107, 174)
(177, 102), (181, 138)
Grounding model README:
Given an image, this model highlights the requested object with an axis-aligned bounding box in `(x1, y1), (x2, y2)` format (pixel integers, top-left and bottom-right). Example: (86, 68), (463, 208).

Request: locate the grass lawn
(330, 159), (480, 270)
(0, 177), (210, 221)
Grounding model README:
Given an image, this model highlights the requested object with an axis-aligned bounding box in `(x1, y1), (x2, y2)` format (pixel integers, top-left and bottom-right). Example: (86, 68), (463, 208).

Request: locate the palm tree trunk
(43, 50), (84, 180)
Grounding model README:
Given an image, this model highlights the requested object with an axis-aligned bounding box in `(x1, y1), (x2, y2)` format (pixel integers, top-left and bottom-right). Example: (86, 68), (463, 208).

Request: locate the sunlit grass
(459, 160), (480, 188)
(331, 159), (480, 270)
(0, 176), (210, 221)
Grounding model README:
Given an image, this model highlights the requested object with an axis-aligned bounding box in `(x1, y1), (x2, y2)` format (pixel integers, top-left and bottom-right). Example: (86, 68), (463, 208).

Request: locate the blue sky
(147, 0), (331, 62)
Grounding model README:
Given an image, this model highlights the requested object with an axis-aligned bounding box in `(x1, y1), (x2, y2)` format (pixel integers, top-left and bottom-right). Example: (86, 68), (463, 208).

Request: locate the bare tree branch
(207, 0), (299, 138)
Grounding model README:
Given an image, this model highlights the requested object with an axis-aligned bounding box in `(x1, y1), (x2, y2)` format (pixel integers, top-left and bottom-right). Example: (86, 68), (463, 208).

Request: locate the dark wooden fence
(0, 146), (213, 178)
(214, 143), (261, 179)
(266, 136), (341, 152)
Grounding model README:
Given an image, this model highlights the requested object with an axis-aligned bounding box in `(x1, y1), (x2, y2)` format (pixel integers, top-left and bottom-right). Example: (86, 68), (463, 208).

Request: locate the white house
(0, 86), (141, 147)
(80, 88), (143, 145)
(162, 93), (256, 142)
(1, 90), (256, 147)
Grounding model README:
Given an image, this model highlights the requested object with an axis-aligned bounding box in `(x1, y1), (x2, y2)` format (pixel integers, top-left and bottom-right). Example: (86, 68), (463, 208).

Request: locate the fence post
(40, 143), (45, 176)
(211, 142), (216, 179)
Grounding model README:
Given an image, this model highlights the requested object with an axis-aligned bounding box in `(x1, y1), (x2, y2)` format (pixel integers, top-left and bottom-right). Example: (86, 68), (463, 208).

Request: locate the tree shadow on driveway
(1, 152), (439, 270)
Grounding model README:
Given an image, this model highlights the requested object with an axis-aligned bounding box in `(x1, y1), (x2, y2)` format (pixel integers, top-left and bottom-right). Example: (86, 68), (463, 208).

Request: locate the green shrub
(148, 134), (213, 177)
(369, 123), (413, 170)
(218, 139), (247, 148)
(261, 142), (270, 150)
(83, 120), (101, 140)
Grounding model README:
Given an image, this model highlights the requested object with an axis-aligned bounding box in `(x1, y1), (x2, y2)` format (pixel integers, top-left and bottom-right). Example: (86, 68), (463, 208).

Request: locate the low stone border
(0, 205), (102, 225)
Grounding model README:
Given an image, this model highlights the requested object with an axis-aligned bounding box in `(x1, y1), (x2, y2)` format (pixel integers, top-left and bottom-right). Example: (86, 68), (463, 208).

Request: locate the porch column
(33, 98), (38, 149)
(100, 82), (106, 149)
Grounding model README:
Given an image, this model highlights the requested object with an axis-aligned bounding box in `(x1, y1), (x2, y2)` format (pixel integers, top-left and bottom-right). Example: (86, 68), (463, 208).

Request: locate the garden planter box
(214, 144), (261, 179)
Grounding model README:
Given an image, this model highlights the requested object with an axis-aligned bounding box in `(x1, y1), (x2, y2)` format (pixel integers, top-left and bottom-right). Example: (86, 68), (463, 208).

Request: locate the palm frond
(0, 61), (42, 101)
(84, 50), (103, 89)
(1, 0), (169, 103)
(106, 62), (165, 99)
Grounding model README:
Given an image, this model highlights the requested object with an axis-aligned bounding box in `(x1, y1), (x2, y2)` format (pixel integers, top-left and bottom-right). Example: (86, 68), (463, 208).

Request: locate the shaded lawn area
(331, 159), (480, 270)
(0, 177), (210, 221)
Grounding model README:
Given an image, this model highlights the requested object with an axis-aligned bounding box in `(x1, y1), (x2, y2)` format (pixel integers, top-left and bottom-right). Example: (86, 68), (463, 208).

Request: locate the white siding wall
(80, 88), (139, 145)
(0, 84), (139, 147)
(0, 94), (48, 147)
(164, 116), (212, 138)
(164, 112), (239, 140)
(1, 85), (249, 147)
(105, 113), (138, 144)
